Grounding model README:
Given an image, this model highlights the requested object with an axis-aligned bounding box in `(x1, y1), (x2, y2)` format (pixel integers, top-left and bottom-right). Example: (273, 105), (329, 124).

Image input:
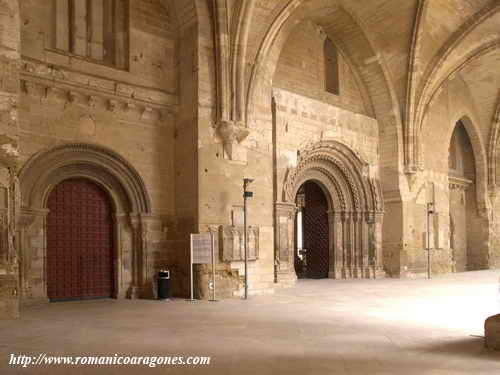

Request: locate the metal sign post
(187, 234), (196, 302)
(243, 178), (254, 300)
(426, 202), (434, 280)
(209, 232), (218, 302)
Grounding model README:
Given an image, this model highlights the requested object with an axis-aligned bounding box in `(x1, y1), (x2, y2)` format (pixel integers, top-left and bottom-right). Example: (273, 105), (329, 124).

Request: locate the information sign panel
(191, 233), (213, 264)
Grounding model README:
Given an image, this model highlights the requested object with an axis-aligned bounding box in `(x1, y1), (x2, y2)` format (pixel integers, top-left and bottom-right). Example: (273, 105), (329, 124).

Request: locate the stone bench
(485, 314), (500, 350)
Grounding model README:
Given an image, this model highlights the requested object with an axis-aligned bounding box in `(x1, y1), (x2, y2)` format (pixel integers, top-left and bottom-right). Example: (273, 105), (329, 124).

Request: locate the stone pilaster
(274, 202), (297, 287)
(128, 213), (149, 298)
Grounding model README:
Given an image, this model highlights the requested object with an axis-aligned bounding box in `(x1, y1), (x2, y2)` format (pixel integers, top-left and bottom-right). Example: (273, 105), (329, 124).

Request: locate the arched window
(54, 0), (128, 68)
(324, 38), (339, 95)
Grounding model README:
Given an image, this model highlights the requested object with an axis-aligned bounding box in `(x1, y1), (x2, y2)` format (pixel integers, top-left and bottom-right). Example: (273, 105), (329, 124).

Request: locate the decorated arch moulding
(283, 140), (383, 216)
(18, 143), (151, 216)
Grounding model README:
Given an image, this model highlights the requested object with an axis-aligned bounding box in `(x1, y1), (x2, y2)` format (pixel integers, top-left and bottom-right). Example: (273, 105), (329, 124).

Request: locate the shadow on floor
(412, 336), (500, 359)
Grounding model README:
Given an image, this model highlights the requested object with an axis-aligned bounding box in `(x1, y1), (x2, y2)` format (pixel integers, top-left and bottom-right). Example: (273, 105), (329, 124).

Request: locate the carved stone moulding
(19, 78), (174, 125)
(449, 175), (473, 191)
(21, 60), (177, 105)
(20, 78), (171, 125)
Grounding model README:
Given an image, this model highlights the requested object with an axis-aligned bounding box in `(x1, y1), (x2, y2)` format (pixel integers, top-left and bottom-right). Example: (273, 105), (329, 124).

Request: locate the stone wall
(16, 0), (182, 303)
(273, 21), (368, 116)
(401, 75), (492, 277)
(2, 0), (499, 313)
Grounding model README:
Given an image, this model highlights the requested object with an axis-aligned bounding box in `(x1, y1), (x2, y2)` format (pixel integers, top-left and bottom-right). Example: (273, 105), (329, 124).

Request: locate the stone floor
(1, 270), (500, 374)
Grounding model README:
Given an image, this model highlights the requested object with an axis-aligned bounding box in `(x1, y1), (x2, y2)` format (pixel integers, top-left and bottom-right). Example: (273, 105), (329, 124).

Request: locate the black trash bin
(157, 269), (171, 300)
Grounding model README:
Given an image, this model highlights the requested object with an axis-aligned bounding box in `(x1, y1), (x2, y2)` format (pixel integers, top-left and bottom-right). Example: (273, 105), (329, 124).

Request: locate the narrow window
(53, 0), (128, 68)
(88, 0), (105, 60)
(55, 0), (70, 51)
(324, 38), (339, 95)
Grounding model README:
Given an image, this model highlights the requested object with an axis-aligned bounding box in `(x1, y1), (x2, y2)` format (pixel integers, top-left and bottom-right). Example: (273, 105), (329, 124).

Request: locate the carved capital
(18, 208), (48, 229)
(275, 202), (297, 219)
(341, 211), (351, 221)
(449, 176), (473, 191)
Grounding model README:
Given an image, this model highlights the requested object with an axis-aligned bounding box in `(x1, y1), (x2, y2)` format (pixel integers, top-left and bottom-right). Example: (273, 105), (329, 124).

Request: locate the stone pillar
(112, 213), (127, 298)
(349, 212), (355, 278)
(341, 211), (351, 278)
(17, 208), (41, 300)
(362, 213), (370, 278)
(368, 212), (385, 278)
(353, 212), (362, 278)
(274, 202), (297, 287)
(128, 213), (150, 298)
(328, 211), (343, 279)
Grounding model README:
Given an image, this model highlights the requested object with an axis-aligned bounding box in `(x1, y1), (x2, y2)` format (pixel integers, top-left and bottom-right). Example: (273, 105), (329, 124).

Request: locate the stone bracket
(216, 120), (250, 162)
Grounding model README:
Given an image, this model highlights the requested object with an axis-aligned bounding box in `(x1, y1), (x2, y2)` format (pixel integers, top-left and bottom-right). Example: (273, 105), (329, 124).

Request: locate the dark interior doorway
(295, 181), (329, 279)
(47, 178), (115, 301)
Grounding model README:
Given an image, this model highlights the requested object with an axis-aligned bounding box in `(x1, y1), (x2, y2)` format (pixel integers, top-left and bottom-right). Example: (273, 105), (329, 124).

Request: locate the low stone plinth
(485, 314), (500, 350)
(0, 274), (19, 319)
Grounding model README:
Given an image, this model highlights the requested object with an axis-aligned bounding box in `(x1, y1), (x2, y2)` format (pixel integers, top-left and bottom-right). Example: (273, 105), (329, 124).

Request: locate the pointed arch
(446, 114), (489, 218)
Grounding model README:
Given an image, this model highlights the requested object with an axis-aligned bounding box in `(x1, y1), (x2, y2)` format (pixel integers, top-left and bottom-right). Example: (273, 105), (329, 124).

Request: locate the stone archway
(17, 143), (152, 303)
(277, 141), (384, 281)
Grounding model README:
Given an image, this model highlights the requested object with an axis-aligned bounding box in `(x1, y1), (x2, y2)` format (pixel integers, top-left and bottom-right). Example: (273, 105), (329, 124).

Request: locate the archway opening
(46, 178), (115, 301)
(448, 120), (480, 271)
(295, 181), (330, 279)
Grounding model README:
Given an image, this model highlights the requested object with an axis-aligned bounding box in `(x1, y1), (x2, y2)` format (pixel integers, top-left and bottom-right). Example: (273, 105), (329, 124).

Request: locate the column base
(328, 270), (343, 279)
(365, 266), (386, 279)
(20, 296), (49, 308)
(276, 270), (297, 288)
(126, 285), (148, 299)
(332, 267), (386, 279)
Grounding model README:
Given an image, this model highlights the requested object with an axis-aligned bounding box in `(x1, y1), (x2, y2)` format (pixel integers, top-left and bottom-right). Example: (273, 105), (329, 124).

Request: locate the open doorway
(448, 120), (480, 271)
(295, 181), (329, 279)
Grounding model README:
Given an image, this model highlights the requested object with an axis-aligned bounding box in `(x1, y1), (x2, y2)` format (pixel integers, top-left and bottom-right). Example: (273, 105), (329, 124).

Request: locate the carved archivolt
(283, 140), (383, 214)
(19, 143), (151, 214)
(281, 140), (385, 279)
(18, 143), (153, 300)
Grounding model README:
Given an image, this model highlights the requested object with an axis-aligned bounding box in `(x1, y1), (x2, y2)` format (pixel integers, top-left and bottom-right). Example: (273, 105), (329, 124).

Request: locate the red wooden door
(302, 181), (329, 279)
(47, 179), (114, 301)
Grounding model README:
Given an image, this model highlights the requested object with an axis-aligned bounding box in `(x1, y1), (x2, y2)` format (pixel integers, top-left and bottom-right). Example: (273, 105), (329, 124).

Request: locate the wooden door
(47, 179), (114, 301)
(303, 181), (329, 279)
